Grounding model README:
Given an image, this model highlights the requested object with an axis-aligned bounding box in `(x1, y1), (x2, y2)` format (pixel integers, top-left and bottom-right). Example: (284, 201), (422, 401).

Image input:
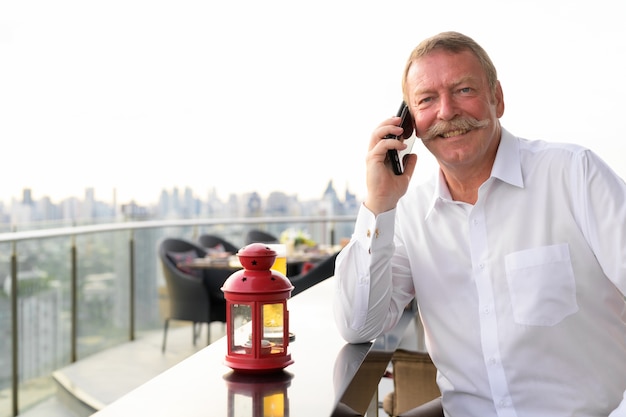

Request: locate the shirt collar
(491, 128), (523, 188)
(425, 128), (524, 219)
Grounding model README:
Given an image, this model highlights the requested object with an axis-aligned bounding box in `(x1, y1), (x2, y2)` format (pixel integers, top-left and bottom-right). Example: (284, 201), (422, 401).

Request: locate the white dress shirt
(333, 128), (626, 417)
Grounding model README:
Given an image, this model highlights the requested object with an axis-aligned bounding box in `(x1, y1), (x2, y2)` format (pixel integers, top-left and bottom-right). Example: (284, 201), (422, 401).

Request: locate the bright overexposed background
(1, 0), (624, 205)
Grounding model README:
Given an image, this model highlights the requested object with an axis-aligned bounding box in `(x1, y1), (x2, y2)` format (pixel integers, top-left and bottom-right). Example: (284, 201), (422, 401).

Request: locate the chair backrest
(387, 350), (441, 416)
(289, 251), (339, 297)
(244, 229), (279, 245)
(158, 238), (210, 323)
(198, 234), (239, 254)
(159, 237), (206, 260)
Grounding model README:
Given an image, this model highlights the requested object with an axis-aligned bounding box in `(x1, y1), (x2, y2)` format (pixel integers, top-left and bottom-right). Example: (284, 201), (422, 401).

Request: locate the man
(333, 31), (626, 416)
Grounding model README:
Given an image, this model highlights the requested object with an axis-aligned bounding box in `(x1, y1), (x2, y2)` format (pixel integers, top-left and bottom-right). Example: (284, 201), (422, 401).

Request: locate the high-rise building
(22, 188), (33, 206)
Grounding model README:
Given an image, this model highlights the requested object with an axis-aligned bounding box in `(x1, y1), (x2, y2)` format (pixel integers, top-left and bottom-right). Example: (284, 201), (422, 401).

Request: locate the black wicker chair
(289, 251), (339, 297)
(198, 234), (239, 254)
(158, 238), (230, 352)
(244, 229), (279, 245)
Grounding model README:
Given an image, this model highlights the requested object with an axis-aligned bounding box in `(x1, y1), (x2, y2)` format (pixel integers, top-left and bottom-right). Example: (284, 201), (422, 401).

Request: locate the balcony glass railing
(0, 215), (355, 417)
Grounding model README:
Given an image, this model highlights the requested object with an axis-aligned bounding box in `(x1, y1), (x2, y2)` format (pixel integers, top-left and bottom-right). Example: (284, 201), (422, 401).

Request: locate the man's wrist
(363, 199), (396, 217)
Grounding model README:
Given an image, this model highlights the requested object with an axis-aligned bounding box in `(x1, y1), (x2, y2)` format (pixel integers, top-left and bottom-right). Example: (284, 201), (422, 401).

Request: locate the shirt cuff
(354, 203), (396, 253)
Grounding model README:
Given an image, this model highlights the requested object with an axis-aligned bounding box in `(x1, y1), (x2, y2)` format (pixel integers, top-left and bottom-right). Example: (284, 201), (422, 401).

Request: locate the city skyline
(1, 178), (360, 227)
(0, 178), (356, 207)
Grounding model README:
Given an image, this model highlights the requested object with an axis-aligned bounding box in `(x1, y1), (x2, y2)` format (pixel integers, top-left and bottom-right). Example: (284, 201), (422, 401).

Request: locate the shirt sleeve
(574, 150), (626, 415)
(574, 149), (626, 295)
(333, 203), (413, 344)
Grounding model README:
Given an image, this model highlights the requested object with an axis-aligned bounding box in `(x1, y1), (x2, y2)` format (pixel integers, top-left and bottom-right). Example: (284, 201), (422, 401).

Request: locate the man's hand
(364, 116), (417, 215)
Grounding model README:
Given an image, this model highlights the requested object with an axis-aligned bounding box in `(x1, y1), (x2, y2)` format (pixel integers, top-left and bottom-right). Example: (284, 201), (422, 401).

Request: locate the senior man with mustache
(333, 31), (626, 417)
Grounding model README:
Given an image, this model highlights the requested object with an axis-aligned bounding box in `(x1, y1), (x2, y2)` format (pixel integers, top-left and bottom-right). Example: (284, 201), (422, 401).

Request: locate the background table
(179, 251), (335, 277)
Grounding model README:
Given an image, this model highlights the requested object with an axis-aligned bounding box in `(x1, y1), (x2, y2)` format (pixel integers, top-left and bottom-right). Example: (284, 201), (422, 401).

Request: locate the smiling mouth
(440, 129), (469, 138)
(425, 117), (490, 142)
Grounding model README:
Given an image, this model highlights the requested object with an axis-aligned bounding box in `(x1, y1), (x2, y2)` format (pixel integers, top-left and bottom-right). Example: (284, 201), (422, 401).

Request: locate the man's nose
(437, 94), (459, 121)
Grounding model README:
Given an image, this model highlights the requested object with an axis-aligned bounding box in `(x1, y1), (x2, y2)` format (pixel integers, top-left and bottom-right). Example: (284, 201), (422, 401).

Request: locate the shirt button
(488, 357), (496, 365)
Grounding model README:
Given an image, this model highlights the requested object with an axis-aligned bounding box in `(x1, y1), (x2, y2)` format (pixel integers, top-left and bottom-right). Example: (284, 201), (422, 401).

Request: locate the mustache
(421, 117), (490, 141)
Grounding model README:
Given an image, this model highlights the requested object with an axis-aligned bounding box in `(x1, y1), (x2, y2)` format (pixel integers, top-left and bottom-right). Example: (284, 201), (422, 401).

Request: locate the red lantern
(222, 243), (294, 372)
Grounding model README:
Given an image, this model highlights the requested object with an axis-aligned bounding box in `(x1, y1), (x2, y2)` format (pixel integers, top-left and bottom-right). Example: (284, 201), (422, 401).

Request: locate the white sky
(1, 0), (625, 206)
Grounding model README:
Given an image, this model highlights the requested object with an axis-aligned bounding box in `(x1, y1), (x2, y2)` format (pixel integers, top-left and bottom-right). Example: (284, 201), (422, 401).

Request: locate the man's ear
(494, 80), (505, 118)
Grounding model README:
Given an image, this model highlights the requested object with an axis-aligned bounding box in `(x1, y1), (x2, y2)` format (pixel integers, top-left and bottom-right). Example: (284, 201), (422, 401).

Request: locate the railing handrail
(0, 215), (357, 243)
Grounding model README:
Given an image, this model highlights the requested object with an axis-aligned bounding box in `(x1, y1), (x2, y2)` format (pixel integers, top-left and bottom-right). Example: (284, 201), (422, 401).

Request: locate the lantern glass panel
(262, 302), (284, 344)
(231, 303), (252, 355)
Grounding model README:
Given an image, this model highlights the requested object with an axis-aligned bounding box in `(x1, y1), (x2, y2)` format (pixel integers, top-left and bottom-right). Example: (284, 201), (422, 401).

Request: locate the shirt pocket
(504, 244), (578, 326)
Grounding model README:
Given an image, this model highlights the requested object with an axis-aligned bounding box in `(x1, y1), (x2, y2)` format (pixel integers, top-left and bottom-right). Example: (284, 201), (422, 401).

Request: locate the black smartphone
(384, 101), (414, 175)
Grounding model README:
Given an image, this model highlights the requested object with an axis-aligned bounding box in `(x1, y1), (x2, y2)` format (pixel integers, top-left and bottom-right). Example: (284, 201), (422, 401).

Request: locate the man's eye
(459, 87), (471, 94)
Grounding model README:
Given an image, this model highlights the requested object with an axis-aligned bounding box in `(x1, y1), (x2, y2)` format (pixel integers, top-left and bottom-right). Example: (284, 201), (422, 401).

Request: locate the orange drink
(265, 244), (287, 276)
(263, 244), (287, 336)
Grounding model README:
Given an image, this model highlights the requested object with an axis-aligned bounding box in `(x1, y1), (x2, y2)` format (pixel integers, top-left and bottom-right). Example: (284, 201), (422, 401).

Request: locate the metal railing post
(129, 231), (135, 341)
(11, 241), (18, 417)
(71, 235), (78, 363)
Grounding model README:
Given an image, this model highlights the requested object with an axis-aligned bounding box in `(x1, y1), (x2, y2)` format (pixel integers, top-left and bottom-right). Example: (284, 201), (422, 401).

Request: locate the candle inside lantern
(244, 339), (272, 355)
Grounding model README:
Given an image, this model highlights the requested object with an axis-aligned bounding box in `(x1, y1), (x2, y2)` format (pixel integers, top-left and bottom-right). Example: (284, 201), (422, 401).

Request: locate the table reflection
(224, 371), (293, 417)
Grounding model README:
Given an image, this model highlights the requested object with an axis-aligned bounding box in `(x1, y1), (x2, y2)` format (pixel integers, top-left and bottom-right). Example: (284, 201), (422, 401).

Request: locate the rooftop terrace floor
(19, 322), (224, 417)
